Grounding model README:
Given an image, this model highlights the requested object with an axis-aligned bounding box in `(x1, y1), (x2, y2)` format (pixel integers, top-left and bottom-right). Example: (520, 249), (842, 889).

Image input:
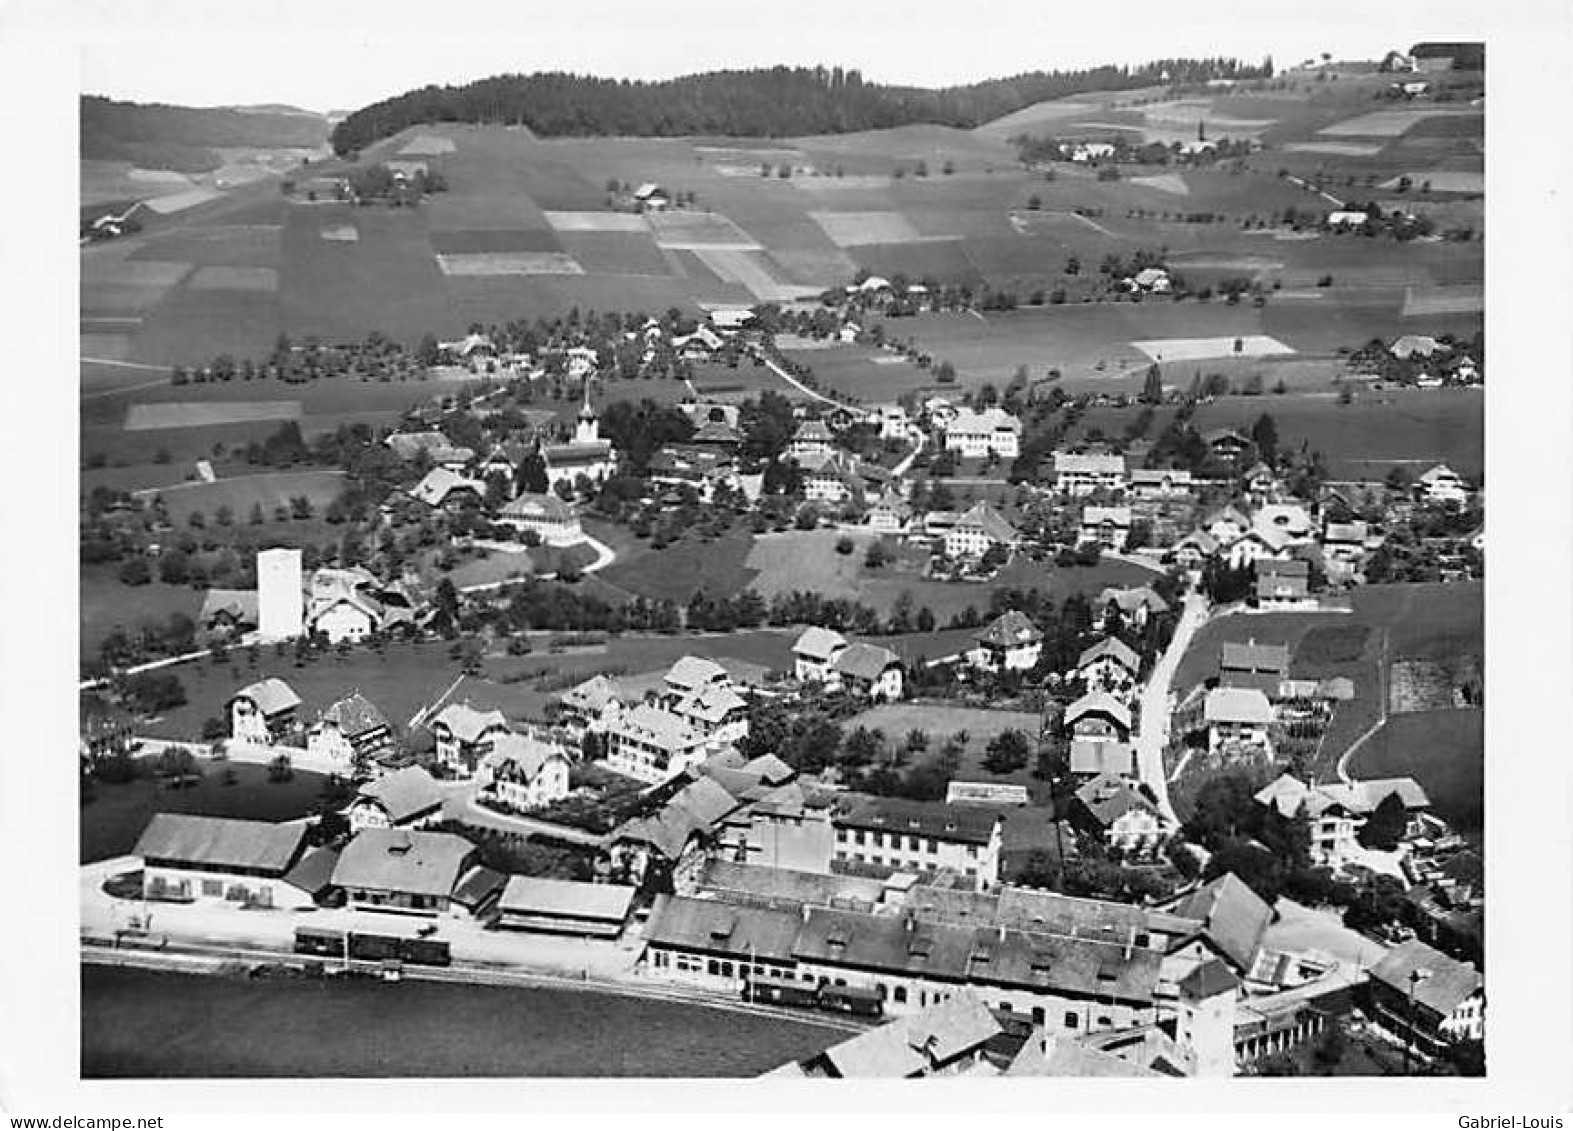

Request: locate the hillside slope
(81, 96), (330, 173)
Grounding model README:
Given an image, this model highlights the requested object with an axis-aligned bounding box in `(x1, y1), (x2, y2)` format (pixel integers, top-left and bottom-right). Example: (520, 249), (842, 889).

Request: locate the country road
(1133, 590), (1211, 823)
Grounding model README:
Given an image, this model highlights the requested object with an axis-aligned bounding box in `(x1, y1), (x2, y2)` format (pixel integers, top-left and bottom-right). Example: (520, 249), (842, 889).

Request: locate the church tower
(574, 383), (600, 445)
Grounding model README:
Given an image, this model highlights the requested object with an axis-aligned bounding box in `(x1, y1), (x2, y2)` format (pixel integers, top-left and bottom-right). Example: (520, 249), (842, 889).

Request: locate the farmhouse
(1052, 451), (1128, 497)
(800, 451), (863, 505)
(793, 625), (850, 683)
(606, 702), (712, 784)
(1097, 585), (1169, 629)
(1076, 636), (1141, 695)
(944, 502), (1019, 561)
(494, 876), (638, 938)
(306, 691), (394, 769)
(1069, 142), (1116, 163)
(943, 407), (1022, 460)
(135, 813), (312, 909)
(1203, 429), (1251, 463)
(833, 797), (1003, 891)
(498, 493), (583, 546)
(1125, 267), (1172, 295)
(1255, 560), (1313, 608)
(971, 610), (1043, 673)
(670, 682), (751, 744)
(1390, 334), (1443, 361)
(1129, 467), (1193, 500)
(346, 765), (445, 833)
(1416, 463), (1469, 506)
(558, 673), (628, 735)
(1203, 687), (1274, 759)
(385, 431), (475, 469)
(1220, 641), (1290, 697)
(1064, 691), (1133, 743)
(1368, 940), (1484, 1057)
(410, 466), (484, 512)
(789, 419), (835, 460)
(1070, 774), (1174, 856)
(199, 589), (259, 637)
(428, 701), (510, 776)
(1327, 210), (1369, 229)
(865, 491), (913, 535)
(305, 567), (419, 643)
(831, 642), (905, 701)
(331, 828), (485, 918)
(1079, 505), (1133, 552)
(229, 677), (301, 744)
(632, 182), (670, 210)
(476, 731), (573, 811)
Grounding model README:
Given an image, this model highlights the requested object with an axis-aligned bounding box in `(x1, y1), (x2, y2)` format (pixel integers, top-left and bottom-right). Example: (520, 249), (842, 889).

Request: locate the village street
(1132, 589), (1211, 823)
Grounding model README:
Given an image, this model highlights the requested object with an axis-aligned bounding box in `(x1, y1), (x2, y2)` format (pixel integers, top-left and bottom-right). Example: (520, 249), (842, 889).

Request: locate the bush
(835, 535), (854, 555)
(117, 557), (152, 586)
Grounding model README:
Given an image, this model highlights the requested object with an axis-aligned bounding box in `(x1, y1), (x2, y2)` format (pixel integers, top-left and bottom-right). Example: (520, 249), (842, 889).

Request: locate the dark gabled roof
(134, 813), (308, 875)
(836, 797), (998, 846)
(283, 845), (341, 897)
(356, 765), (444, 825)
(1076, 636), (1141, 674)
(643, 893), (802, 962)
(1166, 873), (1273, 972)
(975, 610), (1043, 648)
(1178, 958), (1240, 1000)
(833, 641), (902, 682)
(1220, 641), (1290, 675)
(330, 828), (475, 898)
(1370, 939), (1482, 1015)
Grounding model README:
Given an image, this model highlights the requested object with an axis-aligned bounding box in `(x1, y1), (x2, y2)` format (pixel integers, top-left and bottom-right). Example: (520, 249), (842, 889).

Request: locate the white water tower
(257, 547), (303, 640)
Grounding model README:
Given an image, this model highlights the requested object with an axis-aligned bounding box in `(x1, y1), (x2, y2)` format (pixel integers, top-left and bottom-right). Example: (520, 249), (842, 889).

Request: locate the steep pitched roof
(316, 691), (389, 739)
(483, 731), (570, 784)
(429, 701), (509, 744)
(975, 610), (1043, 648)
(232, 677), (300, 717)
(1370, 939), (1482, 1016)
(955, 501), (1018, 543)
(832, 641), (902, 682)
(1077, 636), (1141, 674)
(410, 466), (482, 508)
(1065, 691), (1133, 732)
(1167, 873), (1273, 972)
(561, 673), (625, 713)
(355, 765), (444, 824)
(665, 655), (729, 692)
(792, 625), (848, 660)
(1074, 773), (1161, 828)
(199, 588), (259, 626)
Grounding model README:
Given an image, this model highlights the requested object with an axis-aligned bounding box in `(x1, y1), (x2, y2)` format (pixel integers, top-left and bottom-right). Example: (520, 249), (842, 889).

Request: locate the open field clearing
(689, 247), (817, 301)
(1129, 173), (1189, 195)
(141, 468), (347, 524)
(82, 161), (202, 206)
(1319, 109), (1481, 138)
(1131, 335), (1294, 363)
(131, 286), (284, 365)
(423, 191), (554, 231)
(972, 99), (1100, 139)
(129, 225), (282, 268)
(842, 704), (1046, 793)
(542, 210), (649, 232)
(1350, 709), (1482, 840)
(1281, 141), (1385, 157)
(436, 251), (584, 276)
(399, 133), (456, 155)
(850, 240), (980, 285)
(81, 332), (135, 362)
(124, 401), (302, 431)
(320, 223), (357, 242)
(809, 210), (924, 247)
(593, 527), (759, 604)
(1402, 284), (1483, 317)
(554, 231), (673, 276)
(1381, 170), (1483, 194)
(792, 175), (895, 192)
(143, 188), (224, 214)
(81, 256), (193, 314)
(646, 210), (760, 249)
(429, 228), (565, 254)
(782, 345), (933, 402)
(185, 265), (278, 291)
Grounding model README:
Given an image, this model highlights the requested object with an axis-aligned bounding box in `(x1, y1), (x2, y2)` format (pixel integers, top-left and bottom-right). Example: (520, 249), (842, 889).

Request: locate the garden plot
(1388, 660), (1475, 714)
(1319, 109), (1481, 138)
(1130, 335), (1295, 363)
(1402, 285), (1483, 317)
(810, 210), (923, 247)
(400, 133), (457, 155)
(646, 211), (761, 249)
(542, 211), (650, 232)
(435, 252), (584, 276)
(186, 265), (279, 291)
(124, 401), (303, 431)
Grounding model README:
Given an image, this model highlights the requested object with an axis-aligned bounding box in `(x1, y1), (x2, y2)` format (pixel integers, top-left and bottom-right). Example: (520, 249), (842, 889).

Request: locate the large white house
(477, 731), (573, 811)
(606, 702), (713, 784)
(498, 493), (584, 546)
(944, 407), (1021, 460)
(971, 610), (1043, 673)
(944, 502), (1019, 560)
(792, 626), (850, 682)
(1053, 451), (1128, 497)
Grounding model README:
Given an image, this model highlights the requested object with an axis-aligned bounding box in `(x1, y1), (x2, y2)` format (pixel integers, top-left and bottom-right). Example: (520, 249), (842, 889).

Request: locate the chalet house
(1064, 691), (1133, 744)
(789, 419), (835, 461)
(1225, 524), (1293, 569)
(330, 828), (486, 918)
(1416, 464), (1469, 506)
(477, 731), (572, 812)
(1255, 773), (1430, 866)
(1097, 585), (1169, 629)
(346, 765), (445, 834)
(944, 502), (1019, 561)
(865, 492), (913, 535)
(1125, 267), (1172, 294)
(410, 466), (484, 512)
(1052, 451), (1128, 497)
(1129, 467), (1193, 500)
(606, 702), (712, 784)
(1255, 560), (1313, 608)
(871, 404), (914, 441)
(199, 589), (259, 638)
(476, 439), (532, 488)
(1368, 940), (1484, 1057)
(229, 677), (301, 744)
(663, 655), (730, 701)
(1203, 429), (1251, 463)
(498, 493), (583, 546)
(671, 682), (750, 745)
(607, 774), (745, 884)
(305, 567), (419, 643)
(1071, 774), (1174, 856)
(632, 182), (670, 210)
(944, 407), (1022, 460)
(306, 691), (394, 769)
(135, 813), (313, 909)
(800, 451), (863, 506)
(792, 626), (850, 683)
(1171, 530), (1220, 572)
(1203, 687), (1274, 759)
(970, 610), (1043, 673)
(1242, 462), (1280, 502)
(833, 797), (1003, 891)
(559, 673), (628, 735)
(831, 642), (905, 701)
(1323, 520), (1372, 566)
(1204, 506), (1251, 547)
(1079, 505), (1132, 552)
(1219, 641), (1290, 697)
(1076, 636), (1142, 695)
(428, 701), (510, 776)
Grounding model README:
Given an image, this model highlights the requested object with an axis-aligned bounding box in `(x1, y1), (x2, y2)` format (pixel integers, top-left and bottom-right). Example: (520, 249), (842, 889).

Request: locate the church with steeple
(541, 382), (617, 491)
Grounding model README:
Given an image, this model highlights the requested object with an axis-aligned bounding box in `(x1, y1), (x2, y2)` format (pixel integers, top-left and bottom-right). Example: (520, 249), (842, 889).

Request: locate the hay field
(320, 223), (358, 242)
(809, 210), (924, 247)
(646, 211), (760, 249)
(689, 248), (817, 301)
(124, 401), (303, 431)
(555, 231), (673, 276)
(1319, 109), (1481, 138)
(186, 265), (279, 291)
(1402, 285), (1483, 317)
(1381, 170), (1483, 194)
(1129, 173), (1189, 195)
(129, 225), (282, 268)
(543, 211), (650, 232)
(81, 256), (192, 315)
(143, 188), (224, 214)
(1130, 335), (1295, 363)
(399, 133), (457, 155)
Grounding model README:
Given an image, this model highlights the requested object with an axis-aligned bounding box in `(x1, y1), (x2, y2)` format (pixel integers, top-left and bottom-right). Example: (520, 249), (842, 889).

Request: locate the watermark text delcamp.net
(9, 1119), (164, 1130)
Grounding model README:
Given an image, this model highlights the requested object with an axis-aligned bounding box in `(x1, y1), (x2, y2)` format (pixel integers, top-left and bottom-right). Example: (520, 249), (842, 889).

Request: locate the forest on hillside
(329, 58), (1273, 154)
(81, 96), (330, 172)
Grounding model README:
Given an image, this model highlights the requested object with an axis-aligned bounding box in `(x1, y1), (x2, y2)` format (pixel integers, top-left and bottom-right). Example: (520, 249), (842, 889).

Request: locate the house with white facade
(1071, 774), (1174, 856)
(606, 702), (713, 784)
(428, 701), (511, 777)
(229, 677), (301, 745)
(1053, 451), (1128, 497)
(477, 731), (573, 812)
(1065, 691), (1133, 743)
(832, 798), (1003, 891)
(1416, 464), (1469, 506)
(306, 691), (394, 769)
(498, 493), (584, 546)
(792, 626), (850, 683)
(970, 610), (1043, 673)
(345, 765), (445, 833)
(1076, 636), (1142, 696)
(1368, 941), (1484, 1058)
(1079, 505), (1133, 552)
(944, 407), (1021, 460)
(831, 642), (905, 701)
(1203, 687), (1274, 759)
(1129, 466), (1193, 500)
(789, 419), (835, 461)
(944, 502), (1019, 561)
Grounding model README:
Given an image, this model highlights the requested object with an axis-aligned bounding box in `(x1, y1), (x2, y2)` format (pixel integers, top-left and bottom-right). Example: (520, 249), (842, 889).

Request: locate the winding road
(1133, 590), (1212, 822)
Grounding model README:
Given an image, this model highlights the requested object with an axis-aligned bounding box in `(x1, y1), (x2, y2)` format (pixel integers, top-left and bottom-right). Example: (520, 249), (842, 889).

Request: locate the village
(80, 299), (1486, 1078)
